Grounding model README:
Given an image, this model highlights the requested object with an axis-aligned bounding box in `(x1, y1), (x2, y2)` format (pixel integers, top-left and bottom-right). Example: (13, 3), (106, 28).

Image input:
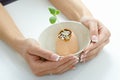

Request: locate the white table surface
(0, 0), (120, 80)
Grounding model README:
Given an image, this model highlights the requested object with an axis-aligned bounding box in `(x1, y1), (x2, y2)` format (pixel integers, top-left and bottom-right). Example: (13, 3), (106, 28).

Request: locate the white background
(0, 0), (120, 80)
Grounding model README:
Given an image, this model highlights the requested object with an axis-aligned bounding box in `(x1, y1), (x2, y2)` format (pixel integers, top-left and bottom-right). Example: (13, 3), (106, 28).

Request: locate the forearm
(50, 0), (92, 21)
(0, 3), (25, 51)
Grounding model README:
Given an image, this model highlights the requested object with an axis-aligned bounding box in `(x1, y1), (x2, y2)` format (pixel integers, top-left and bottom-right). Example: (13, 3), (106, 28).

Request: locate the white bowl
(39, 21), (90, 57)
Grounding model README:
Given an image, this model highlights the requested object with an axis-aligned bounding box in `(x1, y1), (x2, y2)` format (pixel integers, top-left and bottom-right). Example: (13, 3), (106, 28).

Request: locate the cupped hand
(17, 38), (79, 76)
(80, 17), (111, 62)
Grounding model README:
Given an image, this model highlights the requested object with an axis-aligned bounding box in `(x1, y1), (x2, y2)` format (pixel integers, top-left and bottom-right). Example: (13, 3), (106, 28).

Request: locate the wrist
(12, 37), (27, 55)
(2, 35), (26, 55)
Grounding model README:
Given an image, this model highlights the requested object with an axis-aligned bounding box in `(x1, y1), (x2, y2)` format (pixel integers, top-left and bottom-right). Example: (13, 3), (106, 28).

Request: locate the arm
(50, 0), (92, 21)
(0, 3), (25, 51)
(0, 3), (60, 60)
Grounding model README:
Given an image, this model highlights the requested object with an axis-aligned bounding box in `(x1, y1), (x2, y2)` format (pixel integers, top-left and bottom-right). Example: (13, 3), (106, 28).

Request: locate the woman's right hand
(17, 38), (79, 76)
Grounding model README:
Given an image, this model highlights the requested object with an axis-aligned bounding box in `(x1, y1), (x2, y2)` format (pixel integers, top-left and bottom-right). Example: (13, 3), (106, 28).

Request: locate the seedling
(48, 7), (60, 24)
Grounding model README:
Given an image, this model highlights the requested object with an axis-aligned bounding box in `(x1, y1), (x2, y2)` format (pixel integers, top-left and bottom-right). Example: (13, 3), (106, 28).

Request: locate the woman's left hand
(80, 17), (111, 63)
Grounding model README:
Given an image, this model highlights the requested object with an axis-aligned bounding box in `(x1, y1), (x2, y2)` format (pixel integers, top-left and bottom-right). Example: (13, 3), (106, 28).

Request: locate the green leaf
(49, 16), (57, 24)
(48, 7), (56, 16)
(48, 7), (61, 24)
(55, 10), (60, 15)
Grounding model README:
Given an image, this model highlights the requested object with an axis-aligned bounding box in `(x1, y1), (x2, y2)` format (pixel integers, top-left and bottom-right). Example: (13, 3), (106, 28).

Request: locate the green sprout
(48, 7), (60, 24)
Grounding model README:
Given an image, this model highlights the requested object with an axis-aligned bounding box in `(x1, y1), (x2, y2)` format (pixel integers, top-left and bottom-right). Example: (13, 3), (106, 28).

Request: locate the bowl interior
(39, 21), (90, 56)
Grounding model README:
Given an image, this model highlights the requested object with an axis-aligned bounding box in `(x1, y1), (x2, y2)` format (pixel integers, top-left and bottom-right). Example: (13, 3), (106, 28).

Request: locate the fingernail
(51, 54), (60, 61)
(92, 35), (98, 42)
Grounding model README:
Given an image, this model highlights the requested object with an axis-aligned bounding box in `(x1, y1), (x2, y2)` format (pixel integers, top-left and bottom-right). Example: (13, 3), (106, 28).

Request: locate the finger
(79, 42), (94, 62)
(83, 43), (103, 63)
(83, 20), (111, 53)
(80, 17), (99, 42)
(35, 56), (79, 76)
(81, 39), (109, 63)
(58, 60), (78, 74)
(80, 38), (109, 62)
(80, 45), (101, 63)
(89, 20), (99, 43)
(82, 42), (95, 55)
(84, 52), (98, 63)
(39, 57), (78, 75)
(97, 21), (111, 38)
(26, 39), (60, 61)
(84, 26), (109, 53)
(85, 39), (109, 58)
(86, 39), (109, 57)
(36, 49), (60, 61)
(29, 47), (60, 61)
(37, 55), (78, 72)
(52, 56), (79, 74)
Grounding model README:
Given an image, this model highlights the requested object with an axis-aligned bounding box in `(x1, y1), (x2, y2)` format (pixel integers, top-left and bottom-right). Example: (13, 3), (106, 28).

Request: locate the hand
(80, 17), (111, 63)
(17, 38), (79, 76)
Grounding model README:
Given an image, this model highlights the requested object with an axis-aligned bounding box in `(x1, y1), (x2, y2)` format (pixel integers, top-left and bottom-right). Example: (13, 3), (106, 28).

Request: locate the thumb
(38, 49), (60, 61)
(26, 39), (60, 61)
(89, 21), (98, 43)
(29, 47), (60, 61)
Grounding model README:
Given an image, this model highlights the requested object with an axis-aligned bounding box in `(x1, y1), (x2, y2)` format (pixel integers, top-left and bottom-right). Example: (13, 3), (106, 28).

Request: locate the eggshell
(56, 31), (79, 56)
